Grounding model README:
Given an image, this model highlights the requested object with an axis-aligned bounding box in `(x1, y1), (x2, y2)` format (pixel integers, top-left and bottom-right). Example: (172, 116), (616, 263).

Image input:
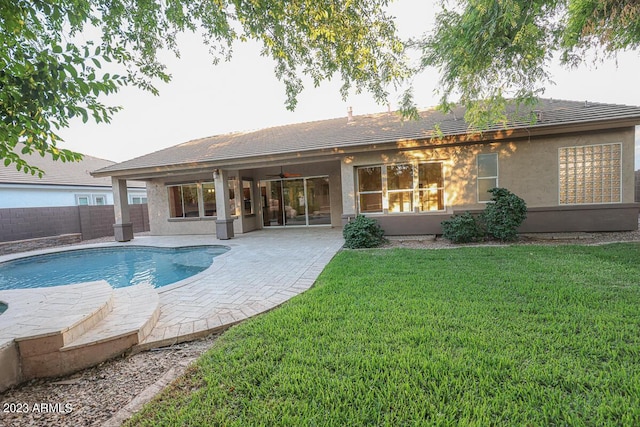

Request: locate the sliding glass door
(260, 176), (330, 227)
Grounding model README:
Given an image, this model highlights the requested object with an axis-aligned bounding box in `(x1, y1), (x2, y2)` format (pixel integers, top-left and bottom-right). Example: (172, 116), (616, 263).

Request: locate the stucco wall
(341, 127), (636, 215)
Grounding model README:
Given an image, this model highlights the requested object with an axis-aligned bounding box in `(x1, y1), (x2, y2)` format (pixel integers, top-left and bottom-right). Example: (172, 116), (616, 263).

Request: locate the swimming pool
(0, 246), (229, 290)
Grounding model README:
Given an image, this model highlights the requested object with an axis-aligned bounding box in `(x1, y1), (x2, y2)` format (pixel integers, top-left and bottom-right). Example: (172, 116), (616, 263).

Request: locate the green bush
(482, 188), (527, 241)
(441, 211), (484, 243)
(343, 215), (386, 249)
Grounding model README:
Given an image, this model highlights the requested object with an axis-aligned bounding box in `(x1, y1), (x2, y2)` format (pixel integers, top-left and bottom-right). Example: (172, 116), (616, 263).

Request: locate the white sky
(58, 0), (640, 166)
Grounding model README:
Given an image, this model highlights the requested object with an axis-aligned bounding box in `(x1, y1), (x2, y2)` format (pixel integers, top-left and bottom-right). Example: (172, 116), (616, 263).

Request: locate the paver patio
(133, 228), (345, 349)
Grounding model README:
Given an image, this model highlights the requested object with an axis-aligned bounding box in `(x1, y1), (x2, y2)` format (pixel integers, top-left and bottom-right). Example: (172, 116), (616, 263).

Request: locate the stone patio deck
(0, 228), (344, 391)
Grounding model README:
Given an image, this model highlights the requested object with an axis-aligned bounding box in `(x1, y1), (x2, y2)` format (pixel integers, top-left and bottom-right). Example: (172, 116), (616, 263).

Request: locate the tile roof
(94, 98), (640, 177)
(0, 152), (145, 188)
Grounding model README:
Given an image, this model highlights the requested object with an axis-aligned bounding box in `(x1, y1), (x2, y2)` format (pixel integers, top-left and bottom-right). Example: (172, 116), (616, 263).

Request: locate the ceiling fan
(266, 167), (302, 179)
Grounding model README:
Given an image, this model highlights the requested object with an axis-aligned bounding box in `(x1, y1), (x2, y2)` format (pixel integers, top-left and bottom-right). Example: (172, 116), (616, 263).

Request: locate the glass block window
(559, 143), (622, 204)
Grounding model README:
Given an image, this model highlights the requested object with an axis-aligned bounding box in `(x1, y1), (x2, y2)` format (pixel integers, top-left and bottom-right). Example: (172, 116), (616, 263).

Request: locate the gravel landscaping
(1, 223), (639, 426)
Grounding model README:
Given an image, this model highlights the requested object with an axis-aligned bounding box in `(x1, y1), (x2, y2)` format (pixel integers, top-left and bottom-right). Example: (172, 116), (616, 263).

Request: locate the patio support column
(214, 169), (234, 240)
(340, 158), (357, 227)
(112, 177), (133, 241)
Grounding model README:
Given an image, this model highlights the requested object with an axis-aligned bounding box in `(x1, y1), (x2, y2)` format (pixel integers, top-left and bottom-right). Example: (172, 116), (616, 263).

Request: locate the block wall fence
(0, 204), (149, 243)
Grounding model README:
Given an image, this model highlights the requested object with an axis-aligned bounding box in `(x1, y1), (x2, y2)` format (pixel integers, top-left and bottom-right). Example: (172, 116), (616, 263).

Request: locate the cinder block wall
(0, 205), (149, 243)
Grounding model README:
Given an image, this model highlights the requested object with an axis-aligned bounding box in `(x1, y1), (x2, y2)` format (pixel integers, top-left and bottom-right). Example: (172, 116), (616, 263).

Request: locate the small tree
(482, 188), (527, 242)
(343, 215), (386, 249)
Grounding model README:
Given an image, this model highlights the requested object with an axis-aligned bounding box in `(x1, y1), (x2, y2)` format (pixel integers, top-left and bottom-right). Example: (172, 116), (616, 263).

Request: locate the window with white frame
(76, 195), (90, 206)
(357, 162), (445, 213)
(418, 163), (445, 211)
(130, 196), (148, 204)
(94, 195), (106, 205)
(477, 154), (498, 202)
(357, 166), (383, 213)
(559, 143), (622, 204)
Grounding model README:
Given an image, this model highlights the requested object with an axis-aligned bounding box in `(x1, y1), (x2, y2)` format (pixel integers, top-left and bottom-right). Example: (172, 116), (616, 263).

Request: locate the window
(168, 183), (199, 218)
(94, 195), (106, 206)
(357, 162), (445, 213)
(76, 195), (90, 206)
(418, 163), (444, 211)
(243, 180), (254, 215)
(131, 196), (147, 204)
(387, 164), (413, 213)
(477, 154), (498, 202)
(559, 143), (621, 204)
(202, 183), (216, 216)
(357, 166), (383, 213)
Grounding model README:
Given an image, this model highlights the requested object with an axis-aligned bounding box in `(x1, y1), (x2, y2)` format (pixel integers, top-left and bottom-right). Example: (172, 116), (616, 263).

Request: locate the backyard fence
(0, 204), (149, 243)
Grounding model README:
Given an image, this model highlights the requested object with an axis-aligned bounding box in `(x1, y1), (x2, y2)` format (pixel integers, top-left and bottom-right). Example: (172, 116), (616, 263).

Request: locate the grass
(126, 244), (640, 426)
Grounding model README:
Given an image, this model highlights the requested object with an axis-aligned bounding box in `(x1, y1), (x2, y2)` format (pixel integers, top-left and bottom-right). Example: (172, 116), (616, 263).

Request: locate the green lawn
(127, 244), (640, 426)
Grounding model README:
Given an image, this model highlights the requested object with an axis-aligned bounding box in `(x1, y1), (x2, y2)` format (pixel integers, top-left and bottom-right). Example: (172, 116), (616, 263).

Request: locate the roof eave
(91, 117), (640, 180)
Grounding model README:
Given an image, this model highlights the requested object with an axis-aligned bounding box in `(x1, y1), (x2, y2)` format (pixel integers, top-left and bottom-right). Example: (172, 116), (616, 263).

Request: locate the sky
(57, 0), (640, 165)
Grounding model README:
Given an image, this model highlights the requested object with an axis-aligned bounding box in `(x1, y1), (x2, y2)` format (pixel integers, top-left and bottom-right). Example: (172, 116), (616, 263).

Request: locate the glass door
(306, 177), (331, 225)
(260, 176), (330, 227)
(261, 180), (283, 226)
(282, 179), (307, 226)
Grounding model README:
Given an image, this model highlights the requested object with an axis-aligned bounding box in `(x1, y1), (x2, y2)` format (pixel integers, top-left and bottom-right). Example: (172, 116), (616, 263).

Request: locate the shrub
(482, 188), (527, 241)
(441, 211), (484, 243)
(343, 215), (386, 249)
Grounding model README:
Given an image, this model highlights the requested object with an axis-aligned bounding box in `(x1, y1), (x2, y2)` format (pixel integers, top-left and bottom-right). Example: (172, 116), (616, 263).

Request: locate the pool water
(0, 246), (228, 290)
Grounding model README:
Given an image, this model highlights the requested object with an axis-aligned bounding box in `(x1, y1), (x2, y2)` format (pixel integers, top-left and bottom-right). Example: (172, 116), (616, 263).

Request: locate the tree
(413, 0), (640, 128)
(1, 0), (408, 176)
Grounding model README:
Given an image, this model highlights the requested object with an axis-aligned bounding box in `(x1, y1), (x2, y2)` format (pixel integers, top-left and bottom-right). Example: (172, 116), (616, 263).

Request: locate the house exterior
(0, 152), (147, 208)
(92, 99), (640, 241)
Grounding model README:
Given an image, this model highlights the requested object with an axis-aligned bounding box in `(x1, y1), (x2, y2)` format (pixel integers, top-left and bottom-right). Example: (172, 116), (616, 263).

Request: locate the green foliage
(126, 244), (640, 426)
(482, 187), (528, 241)
(342, 215), (386, 249)
(441, 211), (484, 243)
(409, 0), (640, 130)
(1, 1), (407, 174)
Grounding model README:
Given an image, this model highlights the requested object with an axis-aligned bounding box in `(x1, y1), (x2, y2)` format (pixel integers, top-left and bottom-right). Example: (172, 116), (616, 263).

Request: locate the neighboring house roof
(0, 151), (145, 188)
(93, 98), (640, 178)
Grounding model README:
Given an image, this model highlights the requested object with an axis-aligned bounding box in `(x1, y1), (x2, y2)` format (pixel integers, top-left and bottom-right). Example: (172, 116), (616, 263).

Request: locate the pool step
(62, 283), (160, 351)
(1, 282), (160, 389)
(1, 281), (114, 388)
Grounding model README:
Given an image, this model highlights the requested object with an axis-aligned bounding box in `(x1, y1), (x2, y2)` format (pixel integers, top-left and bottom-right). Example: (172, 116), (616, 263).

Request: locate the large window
(559, 143), (622, 204)
(168, 183), (199, 218)
(356, 162), (445, 213)
(168, 180), (248, 218)
(477, 154), (498, 202)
